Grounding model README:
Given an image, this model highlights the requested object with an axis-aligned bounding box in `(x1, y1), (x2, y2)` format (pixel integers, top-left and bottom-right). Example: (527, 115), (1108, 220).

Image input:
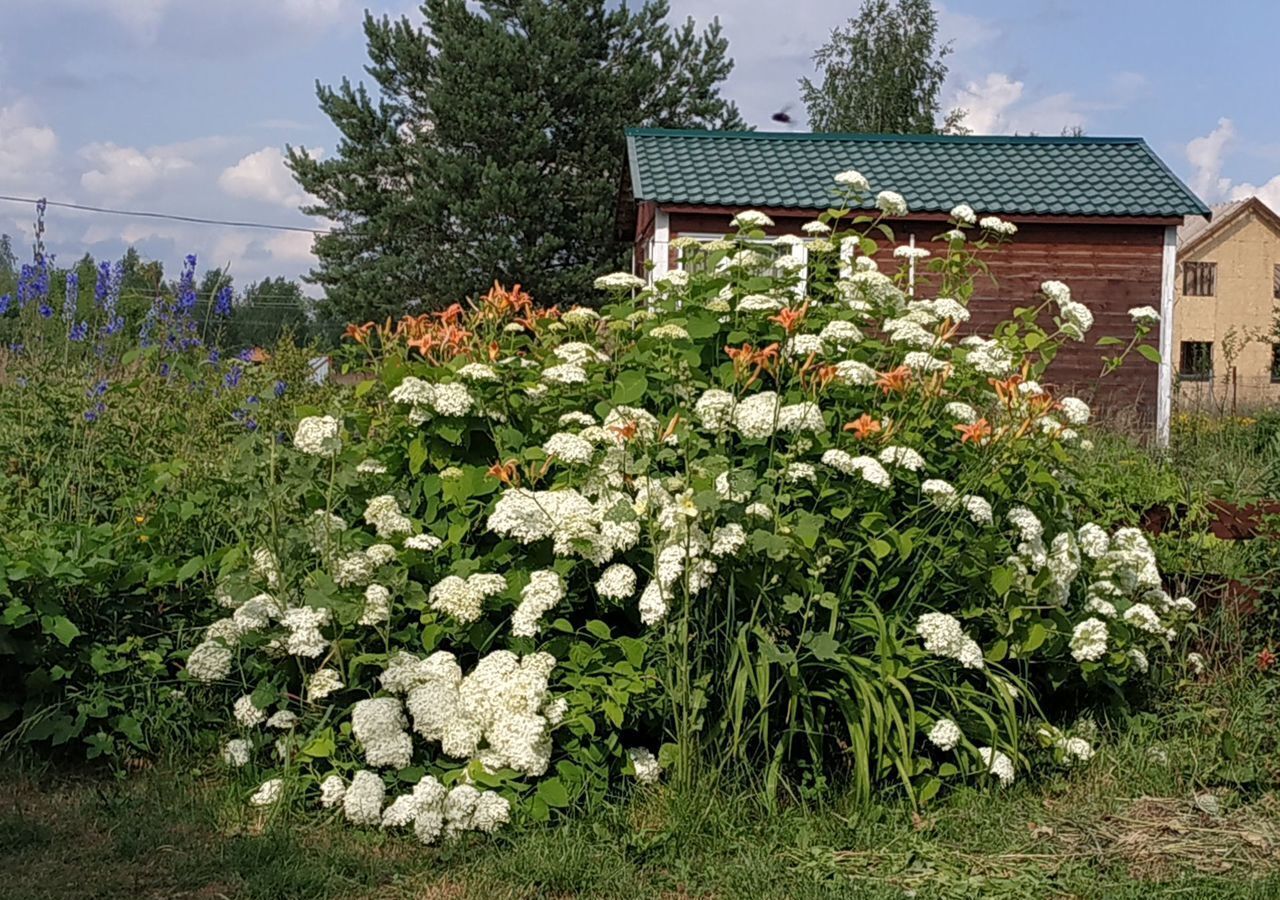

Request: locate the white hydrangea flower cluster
(429, 573), (508, 623)
(293, 415), (342, 457)
(927, 718), (962, 751)
(389, 376), (476, 423)
(628, 746), (662, 784)
(280, 606), (330, 658)
(186, 639), (233, 682)
(511, 570), (566, 637)
(364, 495), (412, 537)
(879, 445), (925, 472)
(351, 697), (413, 769)
(978, 746), (1016, 785)
(543, 431), (595, 465)
(915, 612), (984, 669)
(360, 584), (392, 625)
(960, 336), (1015, 376)
(821, 450), (892, 489)
(596, 563), (637, 600)
(730, 209), (774, 228)
(383, 650), (561, 777)
(593, 271), (646, 291)
(1070, 618), (1108, 662)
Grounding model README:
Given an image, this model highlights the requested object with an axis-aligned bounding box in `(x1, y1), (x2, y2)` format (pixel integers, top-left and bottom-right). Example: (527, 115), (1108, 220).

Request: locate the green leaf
(1022, 622), (1048, 654)
(991, 566), (1013, 597)
(585, 620), (612, 640)
(408, 437), (428, 474)
(1095, 336), (1124, 347)
(612, 371), (648, 405)
(869, 538), (892, 560)
(175, 555), (204, 583)
(805, 633), (841, 661)
(1137, 344), (1162, 364)
(300, 730), (336, 759)
(537, 776), (570, 808)
(47, 616), (81, 647)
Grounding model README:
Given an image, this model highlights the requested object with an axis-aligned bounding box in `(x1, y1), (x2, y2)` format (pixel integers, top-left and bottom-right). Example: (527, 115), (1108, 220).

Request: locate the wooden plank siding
(664, 210), (1164, 418)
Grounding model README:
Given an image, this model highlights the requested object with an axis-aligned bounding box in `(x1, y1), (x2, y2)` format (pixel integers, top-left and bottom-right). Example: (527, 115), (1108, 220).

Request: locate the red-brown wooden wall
(663, 209), (1168, 417)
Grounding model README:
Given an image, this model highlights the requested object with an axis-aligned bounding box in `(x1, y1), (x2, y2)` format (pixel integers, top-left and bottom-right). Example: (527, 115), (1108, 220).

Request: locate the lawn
(6, 657), (1280, 900)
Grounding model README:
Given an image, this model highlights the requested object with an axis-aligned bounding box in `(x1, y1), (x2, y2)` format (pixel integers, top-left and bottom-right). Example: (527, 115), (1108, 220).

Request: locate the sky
(0, 0), (1278, 293)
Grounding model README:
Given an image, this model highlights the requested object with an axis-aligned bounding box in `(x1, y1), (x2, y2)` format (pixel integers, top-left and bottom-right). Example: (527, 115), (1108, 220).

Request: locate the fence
(1173, 368), (1280, 417)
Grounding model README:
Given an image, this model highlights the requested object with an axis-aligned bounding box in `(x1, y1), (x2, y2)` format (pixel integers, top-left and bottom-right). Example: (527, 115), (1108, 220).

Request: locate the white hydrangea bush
(184, 172), (1193, 827)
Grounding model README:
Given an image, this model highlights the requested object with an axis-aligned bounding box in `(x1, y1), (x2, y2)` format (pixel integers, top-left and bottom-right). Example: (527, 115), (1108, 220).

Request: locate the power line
(0, 194), (330, 235)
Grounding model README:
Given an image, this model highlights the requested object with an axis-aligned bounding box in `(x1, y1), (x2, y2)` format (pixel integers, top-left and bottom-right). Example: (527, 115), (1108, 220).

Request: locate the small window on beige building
(1272, 345), (1280, 383)
(1183, 261), (1216, 297)
(1179, 341), (1213, 381)
(1273, 264), (1280, 300)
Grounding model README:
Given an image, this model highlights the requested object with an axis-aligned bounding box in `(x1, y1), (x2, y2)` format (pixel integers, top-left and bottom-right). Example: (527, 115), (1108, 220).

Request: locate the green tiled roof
(626, 129), (1210, 218)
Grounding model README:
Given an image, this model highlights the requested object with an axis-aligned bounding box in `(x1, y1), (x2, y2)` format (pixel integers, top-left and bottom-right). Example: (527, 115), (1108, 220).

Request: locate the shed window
(1183, 261), (1216, 297)
(1179, 341), (1213, 381)
(675, 235), (808, 296)
(1273, 264), (1280, 300)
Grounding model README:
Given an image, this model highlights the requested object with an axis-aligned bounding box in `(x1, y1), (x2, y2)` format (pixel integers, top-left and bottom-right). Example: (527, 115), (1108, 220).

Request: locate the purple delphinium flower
(237, 347), (253, 363)
(69, 321), (89, 342)
(208, 348), (221, 364)
(38, 302), (53, 318)
(273, 380), (287, 399)
(224, 364), (242, 389)
(214, 285), (233, 317)
(0, 294), (10, 315)
(63, 272), (79, 323)
(176, 254), (198, 315)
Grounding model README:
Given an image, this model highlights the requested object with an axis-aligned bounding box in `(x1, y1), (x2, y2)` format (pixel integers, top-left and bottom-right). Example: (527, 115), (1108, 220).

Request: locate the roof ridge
(624, 127), (1146, 145)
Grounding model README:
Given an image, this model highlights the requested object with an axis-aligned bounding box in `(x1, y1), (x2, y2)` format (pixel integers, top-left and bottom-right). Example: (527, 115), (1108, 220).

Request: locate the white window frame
(674, 232), (809, 298)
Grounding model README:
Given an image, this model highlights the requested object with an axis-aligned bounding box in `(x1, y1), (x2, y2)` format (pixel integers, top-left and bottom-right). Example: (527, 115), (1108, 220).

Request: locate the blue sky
(0, 0), (1276, 290)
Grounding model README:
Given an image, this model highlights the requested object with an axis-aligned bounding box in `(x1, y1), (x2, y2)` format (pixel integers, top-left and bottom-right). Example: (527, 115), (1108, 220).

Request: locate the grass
(6, 661), (1280, 900)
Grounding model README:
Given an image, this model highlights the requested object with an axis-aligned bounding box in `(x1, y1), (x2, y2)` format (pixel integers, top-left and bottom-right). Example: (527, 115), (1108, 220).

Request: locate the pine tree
(289, 0), (743, 324)
(800, 0), (962, 135)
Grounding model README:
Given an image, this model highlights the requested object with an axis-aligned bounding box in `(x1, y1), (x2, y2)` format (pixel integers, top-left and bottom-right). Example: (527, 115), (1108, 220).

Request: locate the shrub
(186, 175), (1196, 840)
(0, 238), (332, 759)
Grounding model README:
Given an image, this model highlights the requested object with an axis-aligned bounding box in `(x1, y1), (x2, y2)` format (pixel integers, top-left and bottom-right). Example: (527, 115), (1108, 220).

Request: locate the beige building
(1174, 197), (1280, 409)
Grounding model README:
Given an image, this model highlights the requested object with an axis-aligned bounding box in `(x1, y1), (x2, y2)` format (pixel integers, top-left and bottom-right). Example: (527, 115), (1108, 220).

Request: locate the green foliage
(181, 182), (1188, 841)
(288, 0), (745, 322)
(800, 0), (964, 135)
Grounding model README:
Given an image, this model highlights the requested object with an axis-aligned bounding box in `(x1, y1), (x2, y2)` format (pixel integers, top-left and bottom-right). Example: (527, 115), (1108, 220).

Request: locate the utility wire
(0, 193), (331, 235)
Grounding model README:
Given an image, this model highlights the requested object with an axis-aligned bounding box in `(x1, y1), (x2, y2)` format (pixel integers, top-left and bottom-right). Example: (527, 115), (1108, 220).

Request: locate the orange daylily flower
(767, 301), (809, 334)
(609, 420), (639, 443)
(487, 459), (519, 486)
(843, 413), (882, 440)
(955, 418), (993, 444)
(343, 321), (376, 344)
(876, 365), (913, 395)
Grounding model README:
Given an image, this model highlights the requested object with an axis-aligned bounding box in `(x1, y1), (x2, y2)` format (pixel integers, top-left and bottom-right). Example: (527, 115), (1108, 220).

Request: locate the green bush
(0, 257), (334, 758)
(180, 182), (1198, 841)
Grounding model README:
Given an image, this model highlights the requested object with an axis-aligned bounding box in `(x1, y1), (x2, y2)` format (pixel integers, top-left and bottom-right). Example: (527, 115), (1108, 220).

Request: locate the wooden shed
(621, 129), (1210, 443)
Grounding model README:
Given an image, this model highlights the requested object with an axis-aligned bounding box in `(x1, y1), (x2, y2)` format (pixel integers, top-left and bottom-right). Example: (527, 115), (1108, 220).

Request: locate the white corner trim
(650, 209), (670, 284)
(1155, 225), (1177, 448)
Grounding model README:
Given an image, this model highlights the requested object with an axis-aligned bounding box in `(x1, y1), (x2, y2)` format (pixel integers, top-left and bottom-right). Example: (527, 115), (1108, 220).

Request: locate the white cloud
(951, 73), (1023, 134)
(0, 100), (59, 183)
(1182, 118), (1280, 215)
(265, 230), (318, 264)
(1186, 118), (1237, 200)
(218, 146), (318, 210)
(78, 142), (194, 203)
